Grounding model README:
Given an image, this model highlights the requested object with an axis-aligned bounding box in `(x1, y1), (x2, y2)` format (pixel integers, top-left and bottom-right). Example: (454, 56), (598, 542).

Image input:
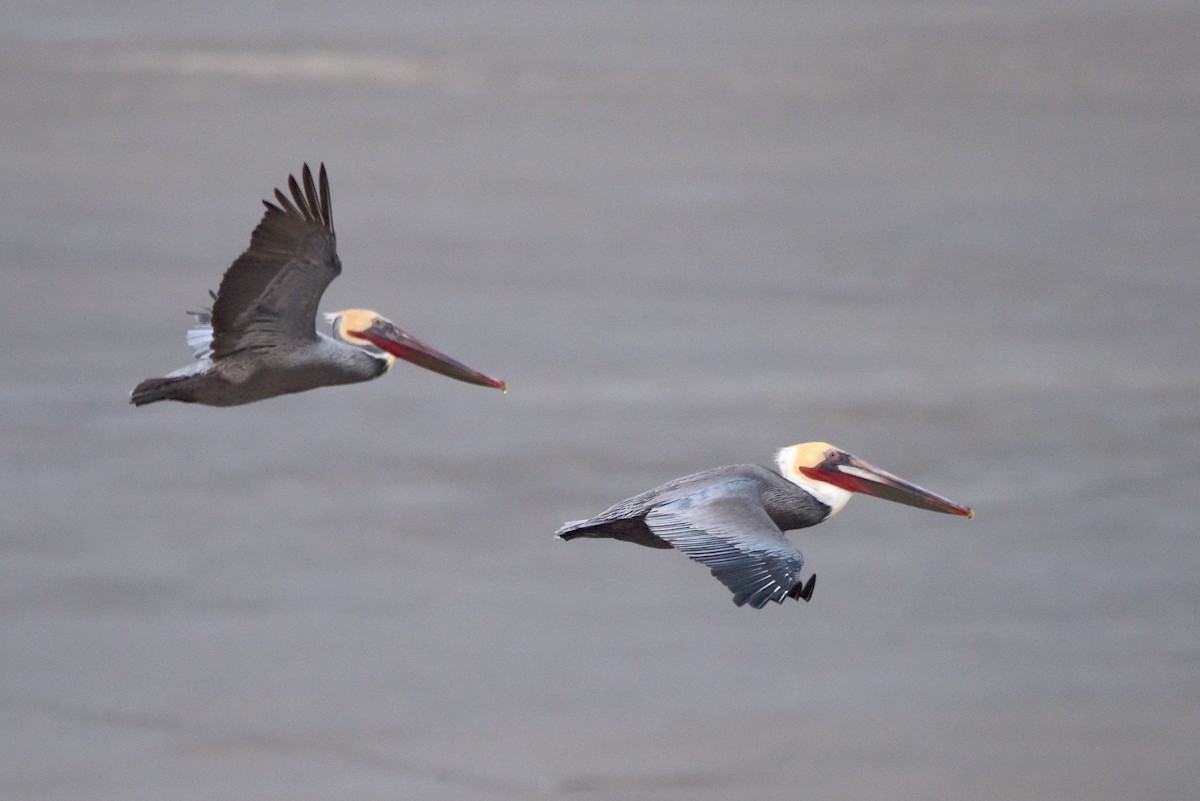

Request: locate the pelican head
(325, 309), (393, 362)
(777, 441), (974, 519)
(324, 309), (506, 391)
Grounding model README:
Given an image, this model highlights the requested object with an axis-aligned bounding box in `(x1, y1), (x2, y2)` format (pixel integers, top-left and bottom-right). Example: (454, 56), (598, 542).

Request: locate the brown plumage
(131, 163), (505, 407)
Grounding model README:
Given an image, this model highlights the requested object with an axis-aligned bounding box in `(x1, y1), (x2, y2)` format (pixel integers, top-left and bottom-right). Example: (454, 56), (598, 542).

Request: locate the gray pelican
(131, 163), (506, 407)
(557, 442), (973, 608)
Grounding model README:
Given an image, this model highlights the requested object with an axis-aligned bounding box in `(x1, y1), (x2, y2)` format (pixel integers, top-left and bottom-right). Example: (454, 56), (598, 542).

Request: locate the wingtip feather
(318, 163), (332, 231)
(301, 164), (319, 221)
(286, 174), (311, 222)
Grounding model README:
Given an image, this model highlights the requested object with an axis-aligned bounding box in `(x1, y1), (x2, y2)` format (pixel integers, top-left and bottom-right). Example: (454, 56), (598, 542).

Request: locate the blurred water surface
(2, 2), (1198, 800)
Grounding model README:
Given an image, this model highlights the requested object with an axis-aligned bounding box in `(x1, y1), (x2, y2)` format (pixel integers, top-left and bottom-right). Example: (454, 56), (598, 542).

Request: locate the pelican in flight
(131, 163), (506, 407)
(557, 442), (973, 608)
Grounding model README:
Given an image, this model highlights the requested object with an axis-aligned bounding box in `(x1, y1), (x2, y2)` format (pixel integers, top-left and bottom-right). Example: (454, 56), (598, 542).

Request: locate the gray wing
(210, 163), (339, 359)
(645, 479), (808, 608)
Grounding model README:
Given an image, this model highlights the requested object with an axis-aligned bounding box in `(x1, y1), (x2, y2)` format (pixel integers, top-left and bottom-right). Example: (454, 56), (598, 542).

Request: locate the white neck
(776, 448), (852, 518)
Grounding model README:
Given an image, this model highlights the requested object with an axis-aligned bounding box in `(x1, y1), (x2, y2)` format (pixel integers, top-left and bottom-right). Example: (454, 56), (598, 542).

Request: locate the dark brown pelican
(131, 163), (506, 407)
(557, 442), (973, 608)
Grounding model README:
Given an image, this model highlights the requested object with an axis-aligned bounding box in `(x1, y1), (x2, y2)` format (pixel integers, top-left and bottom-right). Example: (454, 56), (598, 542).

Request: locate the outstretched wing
(645, 479), (808, 608)
(210, 163), (340, 359)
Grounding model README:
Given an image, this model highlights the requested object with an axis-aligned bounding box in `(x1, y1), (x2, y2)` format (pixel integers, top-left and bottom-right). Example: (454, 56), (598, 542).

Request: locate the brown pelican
(557, 442), (973, 608)
(131, 163), (506, 407)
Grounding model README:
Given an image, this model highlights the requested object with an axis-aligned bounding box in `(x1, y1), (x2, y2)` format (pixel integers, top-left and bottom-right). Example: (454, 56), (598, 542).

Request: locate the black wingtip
(318, 163), (332, 231)
(797, 574), (816, 602)
(301, 164), (319, 216)
(286, 174), (308, 221)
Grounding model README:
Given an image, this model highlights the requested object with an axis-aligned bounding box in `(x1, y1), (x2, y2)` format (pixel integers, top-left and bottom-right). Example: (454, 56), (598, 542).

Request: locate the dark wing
(210, 163), (340, 359)
(645, 479), (808, 608)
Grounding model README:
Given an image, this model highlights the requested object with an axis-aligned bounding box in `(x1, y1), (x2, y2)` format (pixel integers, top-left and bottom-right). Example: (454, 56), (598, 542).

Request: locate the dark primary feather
(209, 163), (340, 359)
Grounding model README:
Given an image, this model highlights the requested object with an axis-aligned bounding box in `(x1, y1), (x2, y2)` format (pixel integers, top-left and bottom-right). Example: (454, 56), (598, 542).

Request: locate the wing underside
(645, 484), (809, 608)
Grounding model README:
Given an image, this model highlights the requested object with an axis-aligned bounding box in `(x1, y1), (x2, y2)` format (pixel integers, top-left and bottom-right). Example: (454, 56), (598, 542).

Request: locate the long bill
(824, 453), (974, 518)
(357, 320), (507, 391)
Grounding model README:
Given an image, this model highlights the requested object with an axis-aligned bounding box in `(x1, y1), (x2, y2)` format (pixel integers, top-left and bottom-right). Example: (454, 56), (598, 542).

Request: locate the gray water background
(2, 2), (1198, 799)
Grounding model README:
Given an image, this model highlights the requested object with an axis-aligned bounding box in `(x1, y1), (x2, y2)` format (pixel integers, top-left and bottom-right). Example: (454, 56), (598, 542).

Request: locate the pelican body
(557, 442), (973, 609)
(131, 163), (505, 407)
